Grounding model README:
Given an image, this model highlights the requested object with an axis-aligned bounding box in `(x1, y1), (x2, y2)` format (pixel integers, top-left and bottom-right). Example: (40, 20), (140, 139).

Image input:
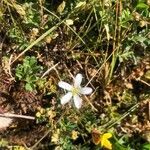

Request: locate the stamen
(71, 87), (80, 96)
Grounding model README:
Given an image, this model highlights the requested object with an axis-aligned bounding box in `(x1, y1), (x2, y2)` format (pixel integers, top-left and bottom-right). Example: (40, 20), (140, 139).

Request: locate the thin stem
(0, 113), (35, 120)
(41, 62), (60, 78)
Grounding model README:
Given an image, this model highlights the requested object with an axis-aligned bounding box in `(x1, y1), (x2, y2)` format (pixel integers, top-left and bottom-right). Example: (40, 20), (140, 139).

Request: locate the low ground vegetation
(0, 0), (150, 149)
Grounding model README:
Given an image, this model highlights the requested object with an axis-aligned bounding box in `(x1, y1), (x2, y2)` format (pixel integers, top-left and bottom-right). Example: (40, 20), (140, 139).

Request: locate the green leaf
(136, 3), (149, 9)
(75, 1), (86, 9)
(112, 142), (128, 150)
(25, 83), (33, 91)
(142, 143), (150, 150)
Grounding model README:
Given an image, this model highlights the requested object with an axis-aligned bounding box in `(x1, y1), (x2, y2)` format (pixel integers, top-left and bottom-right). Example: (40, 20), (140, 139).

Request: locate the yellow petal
(102, 139), (112, 150)
(71, 130), (78, 140)
(100, 133), (112, 149)
(103, 133), (112, 139)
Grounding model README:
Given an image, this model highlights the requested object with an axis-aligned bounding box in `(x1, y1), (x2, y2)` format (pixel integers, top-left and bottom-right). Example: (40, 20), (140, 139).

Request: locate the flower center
(71, 87), (80, 96)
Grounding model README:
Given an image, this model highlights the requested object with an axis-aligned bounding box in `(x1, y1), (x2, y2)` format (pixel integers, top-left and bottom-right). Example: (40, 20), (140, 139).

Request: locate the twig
(0, 113), (35, 120)
(139, 79), (150, 87)
(64, 64), (74, 79)
(84, 96), (98, 112)
(8, 54), (15, 81)
(85, 51), (113, 87)
(30, 130), (50, 149)
(41, 62), (60, 78)
(106, 103), (139, 129)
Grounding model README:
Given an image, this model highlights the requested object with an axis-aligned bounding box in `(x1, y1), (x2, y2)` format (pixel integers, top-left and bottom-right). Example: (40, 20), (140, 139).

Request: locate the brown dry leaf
(125, 82), (133, 89)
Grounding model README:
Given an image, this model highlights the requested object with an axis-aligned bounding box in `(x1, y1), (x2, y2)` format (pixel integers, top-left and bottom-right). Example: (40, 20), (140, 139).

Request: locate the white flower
(58, 73), (93, 109)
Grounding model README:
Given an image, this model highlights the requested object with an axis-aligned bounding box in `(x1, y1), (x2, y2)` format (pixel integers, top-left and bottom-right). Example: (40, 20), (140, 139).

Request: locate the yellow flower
(51, 129), (60, 144)
(92, 130), (112, 150)
(100, 133), (112, 150)
(36, 112), (41, 118)
(71, 130), (78, 140)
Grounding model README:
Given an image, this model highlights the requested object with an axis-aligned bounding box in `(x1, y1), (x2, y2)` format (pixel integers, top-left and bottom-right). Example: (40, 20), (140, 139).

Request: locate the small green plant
(7, 25), (29, 50)
(15, 56), (42, 91)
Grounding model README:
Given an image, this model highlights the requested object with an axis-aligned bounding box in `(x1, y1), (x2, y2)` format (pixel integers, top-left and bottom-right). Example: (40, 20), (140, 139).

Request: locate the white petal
(58, 81), (73, 91)
(0, 117), (13, 129)
(80, 87), (93, 95)
(60, 92), (72, 105)
(73, 95), (82, 109)
(74, 73), (83, 87)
